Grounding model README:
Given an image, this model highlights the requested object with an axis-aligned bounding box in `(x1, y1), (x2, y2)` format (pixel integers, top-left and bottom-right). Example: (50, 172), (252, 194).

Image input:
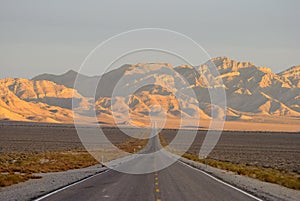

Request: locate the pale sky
(0, 0), (299, 78)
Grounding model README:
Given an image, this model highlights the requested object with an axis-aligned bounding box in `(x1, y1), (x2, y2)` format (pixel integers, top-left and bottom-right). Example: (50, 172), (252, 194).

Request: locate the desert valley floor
(1, 122), (299, 173)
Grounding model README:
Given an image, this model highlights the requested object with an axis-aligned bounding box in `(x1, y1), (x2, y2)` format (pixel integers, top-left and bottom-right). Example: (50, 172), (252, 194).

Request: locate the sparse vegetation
(117, 137), (148, 153)
(159, 133), (300, 190)
(0, 135), (148, 188)
(182, 153), (300, 190)
(0, 151), (98, 188)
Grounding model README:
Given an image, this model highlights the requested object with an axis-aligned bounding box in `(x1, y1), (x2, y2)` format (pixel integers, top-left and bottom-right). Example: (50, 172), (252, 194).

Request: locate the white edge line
(34, 168), (110, 201)
(34, 159), (262, 201)
(178, 160), (263, 201)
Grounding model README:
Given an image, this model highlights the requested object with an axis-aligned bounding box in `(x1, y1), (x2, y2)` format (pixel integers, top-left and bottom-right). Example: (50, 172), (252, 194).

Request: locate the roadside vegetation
(0, 151), (98, 187)
(159, 133), (300, 190)
(117, 137), (148, 153)
(0, 136), (148, 188)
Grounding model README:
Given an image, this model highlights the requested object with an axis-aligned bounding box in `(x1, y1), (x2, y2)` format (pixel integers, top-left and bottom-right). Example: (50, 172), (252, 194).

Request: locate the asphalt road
(37, 134), (260, 201)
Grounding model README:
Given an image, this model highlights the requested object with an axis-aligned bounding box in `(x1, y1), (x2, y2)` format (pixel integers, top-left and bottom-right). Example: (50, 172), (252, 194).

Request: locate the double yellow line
(154, 155), (162, 201)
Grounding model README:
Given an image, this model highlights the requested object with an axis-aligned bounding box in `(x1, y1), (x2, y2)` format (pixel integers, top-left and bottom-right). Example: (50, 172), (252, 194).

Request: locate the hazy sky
(0, 0), (299, 78)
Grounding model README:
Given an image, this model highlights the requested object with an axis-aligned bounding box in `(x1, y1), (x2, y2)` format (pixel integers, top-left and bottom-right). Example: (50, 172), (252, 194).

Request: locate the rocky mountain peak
(278, 65), (300, 87)
(210, 57), (255, 72)
(135, 63), (174, 68)
(279, 65), (300, 76)
(1, 57), (299, 125)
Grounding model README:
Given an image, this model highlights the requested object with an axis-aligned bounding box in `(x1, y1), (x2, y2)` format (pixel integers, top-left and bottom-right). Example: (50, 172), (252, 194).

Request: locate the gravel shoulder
(0, 164), (106, 201)
(179, 157), (300, 201)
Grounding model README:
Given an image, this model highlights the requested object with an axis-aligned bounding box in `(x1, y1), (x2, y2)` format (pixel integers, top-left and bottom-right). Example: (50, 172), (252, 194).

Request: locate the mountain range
(0, 57), (299, 128)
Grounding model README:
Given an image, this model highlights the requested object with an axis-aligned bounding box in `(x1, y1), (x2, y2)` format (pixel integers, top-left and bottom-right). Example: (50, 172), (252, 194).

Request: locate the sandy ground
(218, 120), (299, 132)
(181, 119), (300, 132)
(95, 113), (300, 132)
(161, 130), (300, 172)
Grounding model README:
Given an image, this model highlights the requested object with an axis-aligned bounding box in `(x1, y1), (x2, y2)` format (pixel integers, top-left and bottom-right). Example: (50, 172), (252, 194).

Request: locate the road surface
(36, 134), (260, 201)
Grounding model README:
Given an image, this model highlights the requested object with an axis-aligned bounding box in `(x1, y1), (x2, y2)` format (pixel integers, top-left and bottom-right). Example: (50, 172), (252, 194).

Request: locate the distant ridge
(278, 65), (300, 87)
(0, 57), (298, 126)
(32, 70), (100, 97)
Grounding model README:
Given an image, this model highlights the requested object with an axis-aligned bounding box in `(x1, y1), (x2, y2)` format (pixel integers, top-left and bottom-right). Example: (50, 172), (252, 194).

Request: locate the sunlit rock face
(1, 57), (299, 125)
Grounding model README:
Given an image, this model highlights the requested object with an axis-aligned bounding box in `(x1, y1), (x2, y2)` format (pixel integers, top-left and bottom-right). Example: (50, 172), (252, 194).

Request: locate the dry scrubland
(0, 123), (148, 187)
(160, 130), (300, 189)
(0, 122), (299, 189)
(0, 151), (97, 187)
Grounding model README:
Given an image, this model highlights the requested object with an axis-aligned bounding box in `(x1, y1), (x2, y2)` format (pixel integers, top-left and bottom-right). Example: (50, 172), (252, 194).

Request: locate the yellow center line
(154, 153), (162, 201)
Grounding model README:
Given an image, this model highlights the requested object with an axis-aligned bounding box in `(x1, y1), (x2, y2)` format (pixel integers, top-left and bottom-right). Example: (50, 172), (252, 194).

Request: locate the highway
(36, 134), (261, 201)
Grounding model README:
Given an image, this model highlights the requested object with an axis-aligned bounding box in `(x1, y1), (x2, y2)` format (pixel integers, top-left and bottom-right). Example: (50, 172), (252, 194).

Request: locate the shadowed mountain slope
(1, 57), (299, 125)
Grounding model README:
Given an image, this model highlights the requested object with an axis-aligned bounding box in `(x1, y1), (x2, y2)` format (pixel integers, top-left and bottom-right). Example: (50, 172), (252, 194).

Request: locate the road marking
(178, 161), (263, 201)
(34, 168), (109, 201)
(154, 146), (162, 201)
